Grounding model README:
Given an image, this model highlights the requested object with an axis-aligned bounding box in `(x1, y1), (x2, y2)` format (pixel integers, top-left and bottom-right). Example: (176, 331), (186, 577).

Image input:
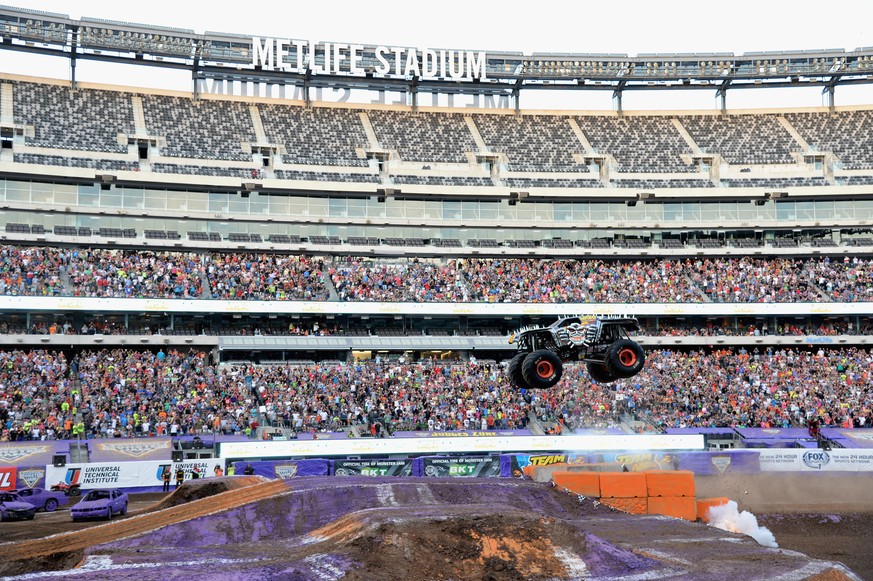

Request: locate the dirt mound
(0, 477), (282, 577)
(147, 475), (267, 511)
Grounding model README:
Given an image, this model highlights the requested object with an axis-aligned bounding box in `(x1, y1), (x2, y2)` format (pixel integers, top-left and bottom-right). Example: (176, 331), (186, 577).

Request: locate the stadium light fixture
(765, 191), (788, 200)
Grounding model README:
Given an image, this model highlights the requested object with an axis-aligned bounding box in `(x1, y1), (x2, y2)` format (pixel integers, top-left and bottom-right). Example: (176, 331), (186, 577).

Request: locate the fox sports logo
(802, 451), (830, 469)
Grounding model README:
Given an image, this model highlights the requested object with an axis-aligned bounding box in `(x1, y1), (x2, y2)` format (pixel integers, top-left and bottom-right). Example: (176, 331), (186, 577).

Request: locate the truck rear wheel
(522, 350), (563, 389)
(508, 352), (530, 389)
(606, 339), (645, 378)
(587, 363), (617, 384)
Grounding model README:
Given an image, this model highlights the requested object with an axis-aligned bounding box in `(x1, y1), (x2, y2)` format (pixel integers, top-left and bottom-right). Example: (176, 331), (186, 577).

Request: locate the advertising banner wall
(418, 456), (502, 478)
(45, 460), (212, 491)
(332, 459), (413, 477)
(676, 451), (761, 474)
(758, 449), (873, 472)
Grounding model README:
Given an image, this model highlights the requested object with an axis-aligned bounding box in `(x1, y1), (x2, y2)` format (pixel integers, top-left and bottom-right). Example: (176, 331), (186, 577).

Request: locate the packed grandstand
(0, 7), (872, 450)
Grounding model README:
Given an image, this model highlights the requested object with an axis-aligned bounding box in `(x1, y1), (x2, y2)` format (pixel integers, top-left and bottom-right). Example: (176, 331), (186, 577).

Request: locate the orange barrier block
(601, 497), (648, 515)
(648, 496), (697, 521)
(598, 472), (648, 498)
(552, 471), (601, 497)
(645, 470), (696, 498)
(522, 465), (535, 479)
(696, 497), (731, 523)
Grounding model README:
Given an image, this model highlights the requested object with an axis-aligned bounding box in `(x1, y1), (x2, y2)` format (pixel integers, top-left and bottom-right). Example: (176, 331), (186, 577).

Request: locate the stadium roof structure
(2, 5), (873, 111)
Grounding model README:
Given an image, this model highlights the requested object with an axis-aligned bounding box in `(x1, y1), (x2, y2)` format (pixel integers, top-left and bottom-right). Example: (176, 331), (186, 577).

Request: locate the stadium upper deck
(2, 75), (873, 252)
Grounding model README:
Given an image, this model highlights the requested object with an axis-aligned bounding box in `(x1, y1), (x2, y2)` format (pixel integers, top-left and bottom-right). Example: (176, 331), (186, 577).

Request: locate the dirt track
(0, 475), (869, 580)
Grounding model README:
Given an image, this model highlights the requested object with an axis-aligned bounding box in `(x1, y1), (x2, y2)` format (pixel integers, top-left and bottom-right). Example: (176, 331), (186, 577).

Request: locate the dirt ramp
(147, 475), (268, 511)
(0, 477), (282, 577)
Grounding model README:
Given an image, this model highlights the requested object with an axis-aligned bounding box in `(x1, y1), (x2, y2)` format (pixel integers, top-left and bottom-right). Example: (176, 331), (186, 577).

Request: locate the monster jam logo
(18, 469), (45, 488)
(274, 464), (298, 479)
(0, 445), (50, 464)
(710, 456), (732, 474)
(802, 451), (831, 470)
(98, 441), (169, 458)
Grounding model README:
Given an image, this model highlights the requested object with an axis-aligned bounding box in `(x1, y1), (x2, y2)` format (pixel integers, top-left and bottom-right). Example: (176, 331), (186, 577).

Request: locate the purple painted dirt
(1, 477), (863, 580)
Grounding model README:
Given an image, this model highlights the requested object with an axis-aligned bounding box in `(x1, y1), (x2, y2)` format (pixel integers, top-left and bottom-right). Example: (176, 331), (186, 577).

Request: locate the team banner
(758, 449), (873, 472)
(0, 466), (16, 491)
(419, 456), (501, 478)
(45, 460), (212, 490)
(332, 459), (412, 477)
(508, 454), (580, 478)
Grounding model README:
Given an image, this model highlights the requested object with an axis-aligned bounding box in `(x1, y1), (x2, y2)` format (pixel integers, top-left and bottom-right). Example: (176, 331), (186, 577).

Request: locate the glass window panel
(6, 181), (28, 202)
(143, 192), (168, 211)
(718, 202), (738, 221)
(833, 200), (854, 220)
(248, 193), (268, 215)
(775, 201), (795, 221)
(607, 204), (627, 221)
(308, 198), (328, 217)
(461, 202), (479, 220)
(185, 192), (207, 212)
(422, 201), (441, 220)
(346, 198), (366, 218)
(589, 203), (609, 221)
(99, 190), (122, 208)
(553, 203), (573, 222)
(123, 189), (144, 209)
(227, 197), (249, 214)
(443, 201), (461, 220)
(663, 203), (683, 221)
(794, 201), (814, 221)
(644, 203), (664, 221)
(682, 202), (701, 221)
(208, 194), (230, 213)
(572, 203), (590, 221)
(268, 196), (289, 215)
(328, 198), (348, 217)
(479, 203), (497, 220)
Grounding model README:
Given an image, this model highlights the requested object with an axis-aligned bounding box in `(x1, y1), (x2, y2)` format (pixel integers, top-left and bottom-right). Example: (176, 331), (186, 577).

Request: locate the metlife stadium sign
(252, 38), (487, 81)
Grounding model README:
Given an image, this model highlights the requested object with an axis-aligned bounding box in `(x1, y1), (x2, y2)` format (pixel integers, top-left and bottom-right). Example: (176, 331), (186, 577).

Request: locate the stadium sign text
(253, 38), (487, 81)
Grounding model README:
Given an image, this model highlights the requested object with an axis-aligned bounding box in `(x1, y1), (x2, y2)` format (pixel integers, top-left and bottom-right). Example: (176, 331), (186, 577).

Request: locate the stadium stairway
(684, 274), (711, 302)
(198, 269), (212, 299)
(58, 265), (73, 295)
(323, 272), (340, 301)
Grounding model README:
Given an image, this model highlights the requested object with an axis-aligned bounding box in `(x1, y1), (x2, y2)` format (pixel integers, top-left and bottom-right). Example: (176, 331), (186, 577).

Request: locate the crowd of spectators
(1, 245), (873, 304)
(64, 249), (204, 299)
(3, 347), (871, 443)
(330, 258), (469, 302)
(206, 253), (328, 301)
(0, 246), (65, 296)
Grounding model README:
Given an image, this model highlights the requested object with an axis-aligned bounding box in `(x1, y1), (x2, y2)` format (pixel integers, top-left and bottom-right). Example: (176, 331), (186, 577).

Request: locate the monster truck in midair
(507, 315), (645, 389)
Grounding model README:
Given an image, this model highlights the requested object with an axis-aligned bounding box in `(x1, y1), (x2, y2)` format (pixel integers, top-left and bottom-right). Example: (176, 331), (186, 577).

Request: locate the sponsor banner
(392, 430), (532, 439)
(3, 295), (871, 317)
(676, 451), (761, 475)
(420, 456), (501, 478)
(332, 459), (412, 477)
(231, 460), (330, 479)
(45, 460), (212, 490)
(92, 439), (171, 461)
(0, 466), (17, 491)
(508, 453), (585, 478)
(219, 434), (704, 460)
(759, 449), (873, 472)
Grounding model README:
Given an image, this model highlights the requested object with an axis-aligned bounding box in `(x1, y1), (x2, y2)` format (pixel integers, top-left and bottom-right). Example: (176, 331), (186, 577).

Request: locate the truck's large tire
(522, 350), (563, 389)
(587, 362), (617, 384)
(508, 352), (530, 389)
(606, 339), (645, 378)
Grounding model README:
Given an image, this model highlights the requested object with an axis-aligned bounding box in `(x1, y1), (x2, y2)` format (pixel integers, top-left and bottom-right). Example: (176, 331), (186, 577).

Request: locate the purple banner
(232, 459), (329, 479)
(820, 428), (873, 448)
(664, 427), (737, 437)
(735, 428), (815, 439)
(676, 451), (760, 474)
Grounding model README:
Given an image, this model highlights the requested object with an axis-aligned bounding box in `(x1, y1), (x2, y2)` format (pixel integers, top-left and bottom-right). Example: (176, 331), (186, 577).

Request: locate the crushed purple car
(13, 487), (69, 512)
(0, 492), (36, 521)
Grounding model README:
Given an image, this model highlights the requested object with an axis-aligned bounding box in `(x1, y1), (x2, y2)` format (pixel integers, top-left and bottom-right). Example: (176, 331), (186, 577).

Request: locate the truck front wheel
(522, 350), (563, 389)
(606, 340), (645, 378)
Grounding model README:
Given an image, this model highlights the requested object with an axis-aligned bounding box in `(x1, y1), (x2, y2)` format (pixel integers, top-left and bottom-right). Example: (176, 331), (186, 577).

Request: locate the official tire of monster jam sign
(508, 316), (645, 390)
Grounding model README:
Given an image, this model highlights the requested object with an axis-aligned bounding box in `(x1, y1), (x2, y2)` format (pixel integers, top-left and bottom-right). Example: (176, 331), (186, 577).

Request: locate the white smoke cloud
(706, 500), (778, 548)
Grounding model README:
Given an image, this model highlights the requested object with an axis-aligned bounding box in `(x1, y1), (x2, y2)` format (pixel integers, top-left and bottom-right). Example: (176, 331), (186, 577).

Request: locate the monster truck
(507, 315), (645, 390)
